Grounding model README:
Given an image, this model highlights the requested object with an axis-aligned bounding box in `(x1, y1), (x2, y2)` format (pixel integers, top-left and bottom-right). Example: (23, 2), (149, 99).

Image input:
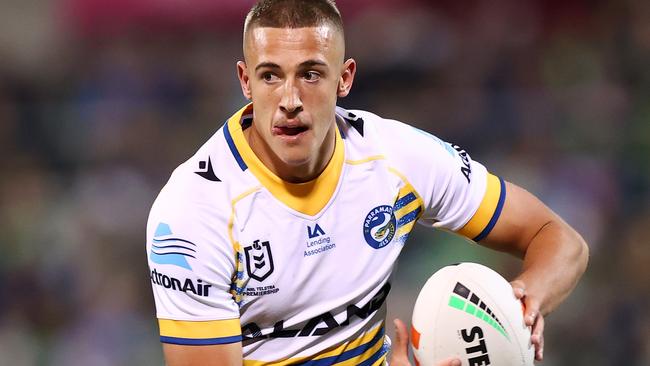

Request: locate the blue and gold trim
(457, 173), (506, 241)
(224, 120), (248, 171)
(389, 168), (425, 245)
(243, 324), (387, 366)
(223, 104), (344, 216)
(227, 186), (261, 305)
(159, 318), (242, 345)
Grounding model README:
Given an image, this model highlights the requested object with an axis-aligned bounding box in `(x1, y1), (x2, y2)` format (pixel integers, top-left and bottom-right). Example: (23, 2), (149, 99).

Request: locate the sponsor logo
(363, 205), (396, 249)
(241, 282), (390, 339)
(195, 157), (221, 182)
(452, 144), (472, 183)
(245, 240), (274, 282)
(307, 223), (326, 239)
(449, 282), (509, 339)
(338, 108), (365, 136)
(149, 223), (196, 270)
(460, 326), (491, 366)
(150, 268), (211, 297)
(305, 223), (336, 257)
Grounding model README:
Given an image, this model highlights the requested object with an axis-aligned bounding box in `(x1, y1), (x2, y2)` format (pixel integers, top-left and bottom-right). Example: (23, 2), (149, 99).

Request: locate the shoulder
(337, 107), (461, 169)
(149, 124), (252, 234)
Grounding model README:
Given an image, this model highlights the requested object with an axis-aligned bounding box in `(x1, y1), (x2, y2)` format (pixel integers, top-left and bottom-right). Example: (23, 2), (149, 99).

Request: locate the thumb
(510, 279), (526, 300)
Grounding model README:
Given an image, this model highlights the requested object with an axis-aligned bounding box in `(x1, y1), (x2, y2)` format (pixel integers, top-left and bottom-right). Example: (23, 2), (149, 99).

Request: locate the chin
(281, 154), (311, 167)
(274, 143), (311, 165)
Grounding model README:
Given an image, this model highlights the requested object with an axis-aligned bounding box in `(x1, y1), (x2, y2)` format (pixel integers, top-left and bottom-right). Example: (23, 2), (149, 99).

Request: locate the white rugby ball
(410, 263), (533, 366)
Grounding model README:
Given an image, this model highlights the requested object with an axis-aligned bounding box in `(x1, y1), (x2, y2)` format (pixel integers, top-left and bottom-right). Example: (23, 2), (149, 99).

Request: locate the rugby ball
(410, 263), (533, 366)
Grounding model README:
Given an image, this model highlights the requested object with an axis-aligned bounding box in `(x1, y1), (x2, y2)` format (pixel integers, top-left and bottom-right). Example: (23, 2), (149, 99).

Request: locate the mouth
(272, 121), (309, 138)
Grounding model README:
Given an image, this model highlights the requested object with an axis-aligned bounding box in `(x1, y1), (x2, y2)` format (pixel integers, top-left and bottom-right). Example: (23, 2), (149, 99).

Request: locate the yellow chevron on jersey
(147, 104), (506, 364)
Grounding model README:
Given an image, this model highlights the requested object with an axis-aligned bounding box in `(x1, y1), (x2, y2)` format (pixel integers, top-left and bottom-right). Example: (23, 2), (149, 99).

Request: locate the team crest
(363, 205), (396, 249)
(245, 240), (275, 282)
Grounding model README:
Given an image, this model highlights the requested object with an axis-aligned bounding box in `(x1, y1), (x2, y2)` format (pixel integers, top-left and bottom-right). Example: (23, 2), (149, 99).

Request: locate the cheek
(250, 83), (279, 101)
(250, 88), (279, 119)
(302, 83), (338, 107)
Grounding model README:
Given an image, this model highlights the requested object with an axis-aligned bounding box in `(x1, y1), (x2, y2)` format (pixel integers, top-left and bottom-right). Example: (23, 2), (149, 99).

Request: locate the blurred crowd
(0, 0), (649, 365)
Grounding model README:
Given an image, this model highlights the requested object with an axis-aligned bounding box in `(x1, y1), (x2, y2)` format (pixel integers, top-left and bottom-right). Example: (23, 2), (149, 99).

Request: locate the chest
(232, 164), (420, 324)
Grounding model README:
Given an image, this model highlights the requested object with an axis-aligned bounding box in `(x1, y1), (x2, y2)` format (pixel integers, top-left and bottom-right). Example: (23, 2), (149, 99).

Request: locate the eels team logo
(363, 205), (396, 249)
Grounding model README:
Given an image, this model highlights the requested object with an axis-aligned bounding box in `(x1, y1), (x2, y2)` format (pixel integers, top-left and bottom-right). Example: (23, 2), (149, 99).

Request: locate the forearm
(481, 182), (590, 316)
(514, 218), (589, 315)
(163, 343), (243, 366)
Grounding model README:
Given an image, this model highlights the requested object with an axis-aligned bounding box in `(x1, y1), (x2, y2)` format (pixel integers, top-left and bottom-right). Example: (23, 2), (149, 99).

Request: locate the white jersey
(146, 104), (506, 365)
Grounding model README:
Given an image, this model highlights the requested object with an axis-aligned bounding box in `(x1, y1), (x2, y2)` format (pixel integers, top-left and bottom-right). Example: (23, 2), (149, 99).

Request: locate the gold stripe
(388, 167), (424, 242)
(228, 186), (262, 254)
(387, 167), (424, 207)
(396, 220), (418, 238)
(457, 173), (501, 239)
(394, 198), (421, 239)
(345, 155), (386, 165)
(394, 199), (421, 219)
(243, 324), (384, 366)
(226, 104), (344, 216)
(228, 186), (261, 303)
(159, 319), (241, 339)
(335, 331), (385, 366)
(388, 167), (424, 217)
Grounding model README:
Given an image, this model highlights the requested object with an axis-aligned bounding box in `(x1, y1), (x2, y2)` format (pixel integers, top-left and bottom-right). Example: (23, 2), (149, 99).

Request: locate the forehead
(245, 26), (343, 64)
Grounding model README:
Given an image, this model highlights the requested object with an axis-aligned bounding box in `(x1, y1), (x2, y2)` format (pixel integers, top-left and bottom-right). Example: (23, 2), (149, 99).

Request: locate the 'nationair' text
(150, 268), (211, 297)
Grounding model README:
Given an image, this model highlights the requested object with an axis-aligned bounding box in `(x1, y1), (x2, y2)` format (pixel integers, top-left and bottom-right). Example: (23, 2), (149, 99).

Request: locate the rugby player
(146, 1), (589, 365)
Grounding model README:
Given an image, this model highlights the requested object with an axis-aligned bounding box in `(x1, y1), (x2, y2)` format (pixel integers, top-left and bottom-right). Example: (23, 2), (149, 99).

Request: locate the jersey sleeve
(371, 116), (505, 242)
(146, 181), (242, 345)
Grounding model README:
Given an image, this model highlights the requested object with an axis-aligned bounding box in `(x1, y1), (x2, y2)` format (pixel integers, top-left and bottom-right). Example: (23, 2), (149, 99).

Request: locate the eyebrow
(254, 59), (328, 72)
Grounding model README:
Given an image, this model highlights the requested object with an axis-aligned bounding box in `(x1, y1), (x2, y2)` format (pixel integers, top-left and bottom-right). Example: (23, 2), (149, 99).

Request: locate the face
(237, 25), (356, 179)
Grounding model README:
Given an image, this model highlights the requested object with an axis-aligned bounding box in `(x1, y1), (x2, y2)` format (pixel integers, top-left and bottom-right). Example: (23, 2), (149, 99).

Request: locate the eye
(303, 71), (321, 82)
(262, 72), (279, 83)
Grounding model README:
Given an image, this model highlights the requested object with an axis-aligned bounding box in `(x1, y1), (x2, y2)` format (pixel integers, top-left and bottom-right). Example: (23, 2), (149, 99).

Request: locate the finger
(510, 280), (526, 299)
(522, 296), (541, 327)
(531, 314), (545, 361)
(436, 357), (462, 366)
(391, 318), (411, 365)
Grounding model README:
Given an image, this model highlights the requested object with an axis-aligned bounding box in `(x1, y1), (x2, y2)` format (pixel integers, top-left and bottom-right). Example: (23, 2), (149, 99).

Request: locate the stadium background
(1, 0), (649, 364)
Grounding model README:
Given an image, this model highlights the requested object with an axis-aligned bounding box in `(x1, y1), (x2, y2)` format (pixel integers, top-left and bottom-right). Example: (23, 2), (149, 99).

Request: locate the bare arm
(163, 343), (243, 366)
(478, 181), (589, 361)
(480, 181), (589, 315)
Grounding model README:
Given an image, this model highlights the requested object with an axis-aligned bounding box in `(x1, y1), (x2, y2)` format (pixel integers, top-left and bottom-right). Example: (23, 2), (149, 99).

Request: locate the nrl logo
(245, 240), (275, 282)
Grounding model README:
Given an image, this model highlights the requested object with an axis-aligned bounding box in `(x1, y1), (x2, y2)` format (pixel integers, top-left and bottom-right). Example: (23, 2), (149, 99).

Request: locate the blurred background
(1, 0), (649, 364)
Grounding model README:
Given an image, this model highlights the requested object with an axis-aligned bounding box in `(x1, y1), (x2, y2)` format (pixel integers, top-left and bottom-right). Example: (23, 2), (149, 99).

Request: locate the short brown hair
(244, 0), (344, 34)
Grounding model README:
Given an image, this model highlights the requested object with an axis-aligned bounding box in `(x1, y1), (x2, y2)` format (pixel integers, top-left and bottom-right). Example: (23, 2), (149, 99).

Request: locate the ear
(337, 58), (356, 98)
(237, 61), (252, 100)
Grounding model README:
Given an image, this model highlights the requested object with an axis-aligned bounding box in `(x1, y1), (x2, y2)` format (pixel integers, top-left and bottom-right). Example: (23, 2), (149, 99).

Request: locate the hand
(391, 318), (461, 366)
(511, 280), (545, 361)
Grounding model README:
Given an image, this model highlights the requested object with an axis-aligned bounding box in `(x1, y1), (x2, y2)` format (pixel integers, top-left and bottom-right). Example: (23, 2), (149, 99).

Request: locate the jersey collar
(224, 103), (344, 216)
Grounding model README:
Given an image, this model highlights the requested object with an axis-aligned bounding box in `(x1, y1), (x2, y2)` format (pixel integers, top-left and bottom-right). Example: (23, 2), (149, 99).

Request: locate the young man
(146, 1), (589, 365)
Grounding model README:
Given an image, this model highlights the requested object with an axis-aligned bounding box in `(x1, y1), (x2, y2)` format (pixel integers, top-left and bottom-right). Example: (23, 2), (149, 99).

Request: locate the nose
(279, 80), (303, 115)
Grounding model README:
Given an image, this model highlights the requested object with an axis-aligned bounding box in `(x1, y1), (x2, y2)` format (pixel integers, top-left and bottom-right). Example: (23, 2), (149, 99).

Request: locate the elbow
(569, 226), (590, 279)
